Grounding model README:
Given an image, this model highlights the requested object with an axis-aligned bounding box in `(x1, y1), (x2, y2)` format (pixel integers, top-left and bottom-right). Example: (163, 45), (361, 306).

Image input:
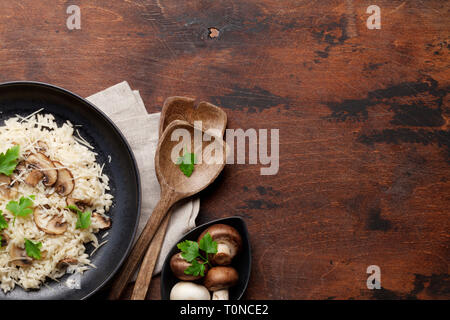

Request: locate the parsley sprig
(24, 238), (42, 260)
(67, 205), (91, 229)
(0, 145), (20, 176)
(176, 232), (217, 277)
(176, 150), (197, 177)
(6, 195), (35, 225)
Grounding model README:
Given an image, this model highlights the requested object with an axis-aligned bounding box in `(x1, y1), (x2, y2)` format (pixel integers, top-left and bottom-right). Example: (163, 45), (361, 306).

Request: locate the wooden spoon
(131, 211), (170, 300)
(109, 120), (226, 300)
(159, 97), (228, 136)
(130, 98), (228, 300)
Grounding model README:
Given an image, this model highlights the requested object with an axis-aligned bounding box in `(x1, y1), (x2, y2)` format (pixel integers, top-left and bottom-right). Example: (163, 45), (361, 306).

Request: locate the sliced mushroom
(56, 257), (78, 269)
(25, 153), (58, 187)
(14, 161), (26, 174)
(0, 174), (17, 199)
(66, 198), (93, 212)
(24, 169), (44, 187)
(91, 212), (111, 230)
(10, 161), (26, 187)
(9, 244), (32, 267)
(33, 207), (68, 235)
(0, 174), (9, 188)
(1, 233), (10, 247)
(35, 140), (48, 154)
(53, 161), (74, 196)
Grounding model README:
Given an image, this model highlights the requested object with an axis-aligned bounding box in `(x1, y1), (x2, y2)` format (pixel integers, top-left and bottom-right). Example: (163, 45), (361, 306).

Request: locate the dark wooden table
(0, 1), (448, 300)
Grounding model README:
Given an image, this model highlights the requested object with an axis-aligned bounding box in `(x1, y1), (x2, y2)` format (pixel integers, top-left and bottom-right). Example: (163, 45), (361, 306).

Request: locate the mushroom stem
(217, 243), (232, 256)
(212, 289), (229, 300)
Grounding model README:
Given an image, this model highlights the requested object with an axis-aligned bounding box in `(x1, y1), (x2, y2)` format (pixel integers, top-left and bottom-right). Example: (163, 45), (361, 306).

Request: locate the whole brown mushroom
(204, 266), (239, 300)
(197, 224), (242, 265)
(170, 252), (209, 281)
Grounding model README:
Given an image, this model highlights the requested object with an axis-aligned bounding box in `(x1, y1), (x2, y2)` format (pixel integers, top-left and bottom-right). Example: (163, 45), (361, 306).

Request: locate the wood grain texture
(0, 0), (448, 299)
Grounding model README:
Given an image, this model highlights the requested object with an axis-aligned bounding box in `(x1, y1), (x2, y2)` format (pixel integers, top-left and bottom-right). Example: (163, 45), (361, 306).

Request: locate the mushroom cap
(26, 153), (58, 187)
(170, 281), (211, 300)
(204, 266), (239, 292)
(198, 224), (242, 265)
(9, 244), (33, 267)
(53, 161), (75, 196)
(33, 207), (68, 235)
(170, 252), (209, 281)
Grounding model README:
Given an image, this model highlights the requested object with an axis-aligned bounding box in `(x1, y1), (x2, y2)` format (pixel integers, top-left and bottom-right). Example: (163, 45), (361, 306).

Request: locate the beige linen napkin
(86, 81), (200, 275)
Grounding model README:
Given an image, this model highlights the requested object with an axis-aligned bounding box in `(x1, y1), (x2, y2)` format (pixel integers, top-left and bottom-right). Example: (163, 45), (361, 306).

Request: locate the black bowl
(0, 81), (141, 300)
(160, 216), (251, 300)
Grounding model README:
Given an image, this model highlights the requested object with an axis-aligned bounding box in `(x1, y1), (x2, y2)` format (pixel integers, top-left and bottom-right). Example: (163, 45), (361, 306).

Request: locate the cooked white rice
(0, 112), (113, 292)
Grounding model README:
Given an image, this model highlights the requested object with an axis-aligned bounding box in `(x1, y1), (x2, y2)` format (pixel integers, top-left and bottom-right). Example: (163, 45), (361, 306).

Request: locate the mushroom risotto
(0, 111), (113, 292)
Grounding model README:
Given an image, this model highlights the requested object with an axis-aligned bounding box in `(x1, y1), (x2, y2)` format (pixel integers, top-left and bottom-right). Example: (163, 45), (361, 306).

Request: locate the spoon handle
(131, 211), (171, 300)
(109, 189), (178, 300)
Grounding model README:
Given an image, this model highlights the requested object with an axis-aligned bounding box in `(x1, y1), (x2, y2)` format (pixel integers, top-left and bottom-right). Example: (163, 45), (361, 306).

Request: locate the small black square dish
(160, 216), (251, 300)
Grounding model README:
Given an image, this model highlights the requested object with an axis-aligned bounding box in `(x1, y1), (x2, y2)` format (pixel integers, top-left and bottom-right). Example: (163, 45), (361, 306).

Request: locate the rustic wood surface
(0, 0), (448, 299)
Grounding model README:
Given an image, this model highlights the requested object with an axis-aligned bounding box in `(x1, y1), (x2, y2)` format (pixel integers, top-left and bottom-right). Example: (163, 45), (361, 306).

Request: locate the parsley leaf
(177, 240), (199, 262)
(176, 151), (196, 177)
(0, 145), (20, 176)
(176, 232), (218, 277)
(0, 210), (8, 230)
(199, 232), (218, 255)
(67, 205), (81, 213)
(6, 195), (35, 225)
(184, 259), (206, 277)
(76, 211), (91, 229)
(67, 205), (91, 229)
(25, 238), (42, 260)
